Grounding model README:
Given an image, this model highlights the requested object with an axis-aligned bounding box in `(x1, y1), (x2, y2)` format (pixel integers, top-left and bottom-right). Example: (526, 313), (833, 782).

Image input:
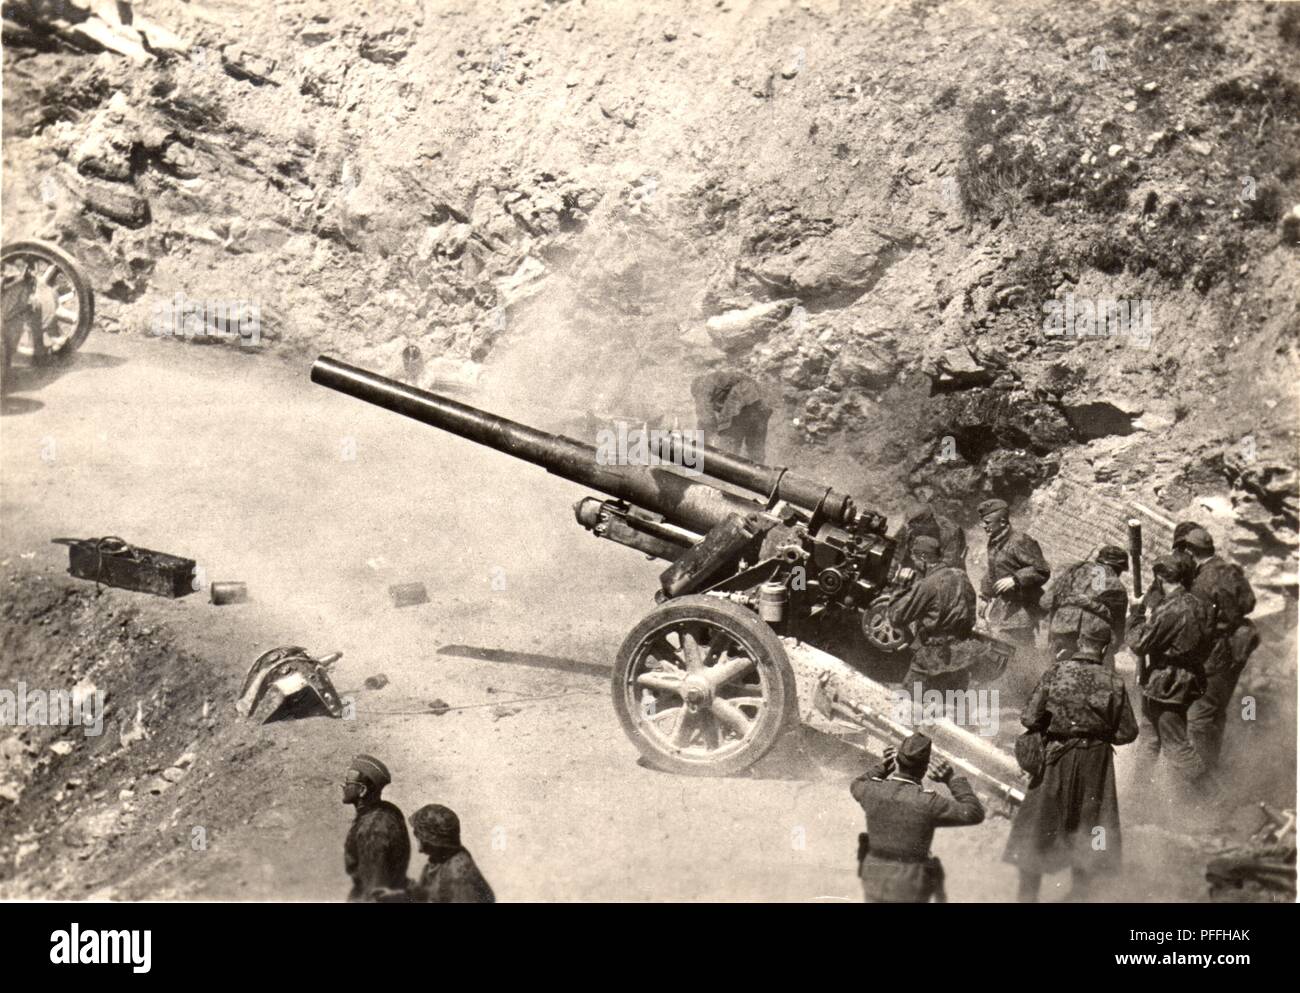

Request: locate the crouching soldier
(690, 368), (772, 461)
(894, 502), (968, 573)
(850, 732), (985, 903)
(1002, 630), (1138, 902)
(342, 754), (411, 902)
(889, 536), (980, 695)
(1045, 545), (1129, 665)
(409, 804), (495, 903)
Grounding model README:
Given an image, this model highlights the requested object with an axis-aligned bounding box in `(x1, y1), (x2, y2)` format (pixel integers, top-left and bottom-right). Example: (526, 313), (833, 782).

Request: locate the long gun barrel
(651, 433), (862, 528)
(310, 355), (764, 536)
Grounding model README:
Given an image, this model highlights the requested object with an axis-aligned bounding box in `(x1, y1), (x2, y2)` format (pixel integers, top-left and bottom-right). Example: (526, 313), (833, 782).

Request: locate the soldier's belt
(864, 849), (931, 864)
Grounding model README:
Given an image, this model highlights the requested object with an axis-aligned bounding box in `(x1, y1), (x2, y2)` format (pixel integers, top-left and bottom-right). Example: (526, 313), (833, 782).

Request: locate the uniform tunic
(1127, 587), (1208, 782)
(850, 763), (985, 903)
(890, 566), (978, 682)
(1045, 560), (1128, 661)
(1002, 657), (1137, 876)
(1188, 556), (1259, 766)
(344, 800), (411, 902)
(411, 848), (496, 903)
(980, 528), (1051, 634)
(1128, 588), (1207, 706)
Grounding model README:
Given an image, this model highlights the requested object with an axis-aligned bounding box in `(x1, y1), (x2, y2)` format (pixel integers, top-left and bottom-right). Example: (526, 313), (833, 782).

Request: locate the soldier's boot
(1067, 869), (1092, 902)
(1016, 870), (1041, 903)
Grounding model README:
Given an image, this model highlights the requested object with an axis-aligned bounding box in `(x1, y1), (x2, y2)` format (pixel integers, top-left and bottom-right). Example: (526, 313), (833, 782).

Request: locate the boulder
(704, 299), (794, 351)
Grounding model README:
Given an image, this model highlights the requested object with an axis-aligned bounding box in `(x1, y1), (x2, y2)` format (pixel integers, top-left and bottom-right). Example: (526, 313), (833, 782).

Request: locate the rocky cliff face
(3, 0), (1297, 610)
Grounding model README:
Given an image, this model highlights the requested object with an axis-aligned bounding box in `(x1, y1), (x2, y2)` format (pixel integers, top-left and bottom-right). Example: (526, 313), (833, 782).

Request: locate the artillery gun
(311, 356), (1018, 797)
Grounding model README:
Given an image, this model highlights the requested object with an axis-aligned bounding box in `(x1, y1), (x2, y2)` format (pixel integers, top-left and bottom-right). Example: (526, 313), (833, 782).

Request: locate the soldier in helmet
(889, 535), (980, 695)
(1141, 520), (1200, 614)
(1181, 528), (1259, 771)
(1044, 545), (1129, 666)
(690, 368), (772, 461)
(850, 731), (985, 903)
(342, 754), (411, 902)
(1002, 629), (1138, 902)
(409, 804), (496, 903)
(894, 501), (968, 573)
(1127, 555), (1210, 793)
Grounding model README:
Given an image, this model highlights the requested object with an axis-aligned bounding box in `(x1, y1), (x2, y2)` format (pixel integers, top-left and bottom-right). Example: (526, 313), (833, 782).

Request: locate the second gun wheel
(1, 240), (95, 365)
(612, 595), (797, 777)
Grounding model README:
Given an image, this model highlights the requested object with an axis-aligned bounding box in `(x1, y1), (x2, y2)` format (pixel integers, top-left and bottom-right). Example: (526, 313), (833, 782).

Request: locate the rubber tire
(1, 240), (95, 363)
(612, 594), (798, 777)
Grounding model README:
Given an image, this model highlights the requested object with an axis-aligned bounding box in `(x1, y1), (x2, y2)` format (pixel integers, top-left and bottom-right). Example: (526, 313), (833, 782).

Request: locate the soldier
(408, 804), (496, 904)
(1127, 555), (1209, 792)
(850, 732), (985, 903)
(342, 754), (411, 902)
(690, 368), (772, 461)
(401, 340), (424, 383)
(889, 535), (979, 694)
(1181, 527), (1260, 771)
(1045, 545), (1129, 665)
(1141, 520), (1200, 614)
(1002, 629), (1138, 902)
(894, 502), (968, 572)
(976, 498), (1051, 665)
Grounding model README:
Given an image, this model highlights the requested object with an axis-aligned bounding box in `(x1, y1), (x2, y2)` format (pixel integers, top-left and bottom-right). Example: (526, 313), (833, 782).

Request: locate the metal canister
(210, 581), (248, 605)
(758, 580), (788, 623)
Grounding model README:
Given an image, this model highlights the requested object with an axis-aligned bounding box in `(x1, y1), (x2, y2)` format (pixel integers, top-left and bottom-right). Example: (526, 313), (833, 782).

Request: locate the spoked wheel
(1, 240), (95, 365)
(862, 595), (909, 653)
(612, 595), (798, 777)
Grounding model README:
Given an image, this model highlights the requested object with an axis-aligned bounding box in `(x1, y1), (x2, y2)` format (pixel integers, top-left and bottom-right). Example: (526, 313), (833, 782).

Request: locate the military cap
(1152, 554), (1190, 587)
(1172, 521), (1201, 546)
(1096, 545), (1129, 571)
(911, 535), (942, 559)
(895, 732), (933, 772)
(411, 804), (461, 847)
(348, 754), (392, 789)
(976, 498), (1009, 519)
(1178, 527), (1214, 554)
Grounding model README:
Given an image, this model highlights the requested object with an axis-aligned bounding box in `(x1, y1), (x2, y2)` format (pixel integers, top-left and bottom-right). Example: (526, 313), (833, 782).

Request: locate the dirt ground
(1, 0), (1295, 903)
(0, 333), (1268, 902)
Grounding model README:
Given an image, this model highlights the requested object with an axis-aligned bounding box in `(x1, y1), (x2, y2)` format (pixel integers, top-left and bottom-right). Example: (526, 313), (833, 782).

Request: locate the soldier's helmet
(1096, 545), (1128, 572)
(1152, 554), (1192, 589)
(411, 804), (461, 848)
(1177, 527), (1214, 555)
(910, 535), (941, 567)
